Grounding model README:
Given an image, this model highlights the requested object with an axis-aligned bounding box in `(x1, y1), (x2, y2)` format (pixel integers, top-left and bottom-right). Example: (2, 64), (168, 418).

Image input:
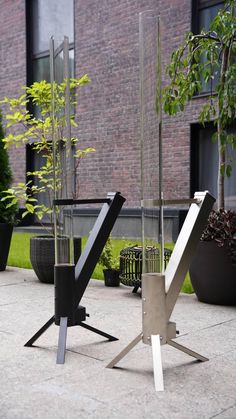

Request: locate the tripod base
(24, 311), (118, 364)
(24, 316), (55, 347)
(106, 333), (208, 391)
(56, 319), (118, 365)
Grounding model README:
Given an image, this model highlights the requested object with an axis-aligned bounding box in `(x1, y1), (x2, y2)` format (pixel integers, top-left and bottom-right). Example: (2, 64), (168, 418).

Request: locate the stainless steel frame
(107, 191), (215, 391)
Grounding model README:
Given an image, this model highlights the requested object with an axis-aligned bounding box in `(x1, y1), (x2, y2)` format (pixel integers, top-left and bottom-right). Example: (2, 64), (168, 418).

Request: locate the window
(191, 124), (236, 209)
(26, 0), (74, 86)
(192, 0), (224, 34)
(192, 0), (224, 93)
(26, 0), (74, 224)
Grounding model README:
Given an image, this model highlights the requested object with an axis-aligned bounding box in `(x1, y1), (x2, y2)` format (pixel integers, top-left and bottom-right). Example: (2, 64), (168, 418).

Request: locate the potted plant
(163, 0), (236, 304)
(190, 209), (236, 304)
(0, 110), (18, 271)
(99, 237), (120, 287)
(1, 76), (95, 282)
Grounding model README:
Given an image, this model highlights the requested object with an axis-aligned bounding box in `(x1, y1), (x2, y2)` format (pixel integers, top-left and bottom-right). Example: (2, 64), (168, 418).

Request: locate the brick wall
(0, 0), (26, 185)
(0, 0), (211, 208)
(74, 0), (212, 205)
(75, 0), (160, 206)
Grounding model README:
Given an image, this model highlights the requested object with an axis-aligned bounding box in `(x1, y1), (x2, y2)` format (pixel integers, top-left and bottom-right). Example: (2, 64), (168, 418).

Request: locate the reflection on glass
(55, 49), (74, 84)
(33, 50), (74, 84)
(199, 3), (222, 92)
(199, 3), (222, 31)
(32, 0), (74, 54)
(33, 56), (50, 82)
(140, 11), (163, 273)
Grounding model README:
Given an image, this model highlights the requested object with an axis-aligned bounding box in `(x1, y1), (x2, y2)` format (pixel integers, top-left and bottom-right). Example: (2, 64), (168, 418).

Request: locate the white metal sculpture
(107, 191), (215, 391)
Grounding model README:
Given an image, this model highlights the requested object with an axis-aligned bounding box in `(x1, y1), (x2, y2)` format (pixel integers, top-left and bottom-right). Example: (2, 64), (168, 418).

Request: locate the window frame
(25, 0), (75, 224)
(190, 122), (236, 208)
(26, 0), (75, 88)
(192, 0), (224, 34)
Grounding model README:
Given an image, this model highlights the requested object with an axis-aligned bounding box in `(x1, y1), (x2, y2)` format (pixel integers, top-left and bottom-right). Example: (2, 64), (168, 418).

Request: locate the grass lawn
(8, 232), (194, 293)
(8, 232), (35, 269)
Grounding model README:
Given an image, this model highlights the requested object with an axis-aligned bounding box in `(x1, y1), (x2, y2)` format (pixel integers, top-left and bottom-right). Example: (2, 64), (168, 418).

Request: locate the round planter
(103, 269), (120, 287)
(189, 241), (236, 305)
(0, 223), (13, 271)
(30, 235), (70, 284)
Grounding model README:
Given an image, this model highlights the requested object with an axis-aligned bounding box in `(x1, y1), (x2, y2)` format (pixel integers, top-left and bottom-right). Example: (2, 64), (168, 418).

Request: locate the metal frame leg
(24, 316), (54, 347)
(151, 335), (164, 392)
(168, 339), (208, 362)
(79, 322), (118, 341)
(106, 333), (142, 369)
(56, 317), (68, 364)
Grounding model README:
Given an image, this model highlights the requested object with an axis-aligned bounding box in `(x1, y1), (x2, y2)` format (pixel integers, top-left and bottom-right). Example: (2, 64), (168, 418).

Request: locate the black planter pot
(30, 236), (70, 284)
(103, 269), (120, 287)
(30, 235), (82, 284)
(189, 241), (236, 305)
(0, 223), (13, 271)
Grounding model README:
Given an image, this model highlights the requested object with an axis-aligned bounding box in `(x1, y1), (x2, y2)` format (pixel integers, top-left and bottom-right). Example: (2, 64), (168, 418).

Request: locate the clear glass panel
(32, 50), (74, 120)
(55, 49), (74, 83)
(33, 56), (50, 82)
(54, 202), (74, 265)
(32, 0), (74, 55)
(33, 50), (74, 84)
(140, 11), (163, 273)
(50, 37), (75, 265)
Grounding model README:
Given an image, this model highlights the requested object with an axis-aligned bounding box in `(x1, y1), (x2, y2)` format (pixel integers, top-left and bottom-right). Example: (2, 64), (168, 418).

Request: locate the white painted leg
(151, 335), (164, 392)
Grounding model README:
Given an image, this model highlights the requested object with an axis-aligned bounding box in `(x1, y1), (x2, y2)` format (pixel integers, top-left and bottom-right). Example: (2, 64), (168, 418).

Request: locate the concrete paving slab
(0, 267), (236, 419)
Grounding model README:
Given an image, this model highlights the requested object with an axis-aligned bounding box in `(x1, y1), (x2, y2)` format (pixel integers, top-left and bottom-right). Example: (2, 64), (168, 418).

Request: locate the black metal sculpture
(25, 192), (126, 364)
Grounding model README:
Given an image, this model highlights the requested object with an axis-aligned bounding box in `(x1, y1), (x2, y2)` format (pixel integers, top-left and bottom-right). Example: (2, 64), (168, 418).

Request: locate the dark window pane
(32, 0), (74, 54)
(199, 3), (223, 92)
(199, 3), (222, 31)
(54, 49), (74, 84)
(33, 50), (74, 84)
(198, 127), (218, 197)
(33, 56), (50, 82)
(32, 50), (74, 119)
(197, 126), (236, 209)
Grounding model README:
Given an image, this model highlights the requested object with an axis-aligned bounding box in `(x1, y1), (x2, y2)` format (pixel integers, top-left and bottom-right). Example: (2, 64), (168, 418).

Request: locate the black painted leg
(24, 316), (54, 347)
(79, 322), (118, 341)
(56, 317), (68, 364)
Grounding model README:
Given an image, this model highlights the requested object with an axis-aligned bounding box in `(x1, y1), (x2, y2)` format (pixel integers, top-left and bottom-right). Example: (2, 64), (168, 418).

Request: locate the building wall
(74, 0), (211, 207)
(74, 0), (160, 207)
(0, 0), (26, 184)
(0, 0), (212, 210)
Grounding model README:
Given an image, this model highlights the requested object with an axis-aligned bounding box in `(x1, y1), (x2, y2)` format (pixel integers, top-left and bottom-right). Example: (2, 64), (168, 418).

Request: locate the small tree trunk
(216, 46), (229, 210)
(217, 120), (225, 210)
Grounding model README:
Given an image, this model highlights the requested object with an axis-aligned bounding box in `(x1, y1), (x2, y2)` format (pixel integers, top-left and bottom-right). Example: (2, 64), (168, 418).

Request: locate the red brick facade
(0, 0), (26, 184)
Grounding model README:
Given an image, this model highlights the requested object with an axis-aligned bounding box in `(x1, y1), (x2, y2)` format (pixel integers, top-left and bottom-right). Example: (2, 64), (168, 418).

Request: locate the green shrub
(0, 110), (18, 223)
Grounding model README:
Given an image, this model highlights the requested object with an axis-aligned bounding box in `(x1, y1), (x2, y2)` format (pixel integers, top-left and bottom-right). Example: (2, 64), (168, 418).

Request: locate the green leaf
(226, 164), (232, 177)
(25, 203), (35, 213)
